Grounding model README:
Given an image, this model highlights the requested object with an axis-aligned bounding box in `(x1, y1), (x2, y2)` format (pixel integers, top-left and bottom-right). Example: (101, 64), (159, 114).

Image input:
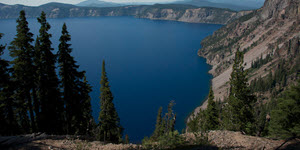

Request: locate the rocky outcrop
(0, 3), (250, 24)
(185, 130), (299, 150)
(194, 0), (300, 113)
(4, 131), (299, 150)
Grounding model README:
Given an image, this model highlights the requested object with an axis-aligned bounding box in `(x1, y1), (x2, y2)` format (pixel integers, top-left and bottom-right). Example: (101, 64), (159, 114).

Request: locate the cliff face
(136, 6), (252, 24)
(196, 0), (300, 110)
(0, 3), (250, 24)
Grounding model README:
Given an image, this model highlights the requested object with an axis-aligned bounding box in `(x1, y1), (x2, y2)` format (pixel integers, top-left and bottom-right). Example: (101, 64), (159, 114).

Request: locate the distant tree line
(0, 10), (123, 143)
(251, 53), (272, 69)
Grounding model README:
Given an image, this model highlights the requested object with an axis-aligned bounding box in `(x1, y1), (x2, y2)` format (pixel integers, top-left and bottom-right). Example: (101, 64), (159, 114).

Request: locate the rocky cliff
(0, 3), (250, 24)
(195, 0), (300, 111)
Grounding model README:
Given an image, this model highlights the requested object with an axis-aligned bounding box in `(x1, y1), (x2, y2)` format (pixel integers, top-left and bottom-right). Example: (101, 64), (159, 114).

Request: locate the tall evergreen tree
(36, 11), (63, 134)
(33, 36), (41, 131)
(165, 100), (176, 133)
(223, 50), (255, 134)
(78, 75), (94, 135)
(0, 34), (19, 135)
(57, 23), (84, 134)
(8, 10), (36, 133)
(269, 78), (300, 139)
(204, 87), (219, 130)
(152, 106), (163, 140)
(98, 60), (123, 143)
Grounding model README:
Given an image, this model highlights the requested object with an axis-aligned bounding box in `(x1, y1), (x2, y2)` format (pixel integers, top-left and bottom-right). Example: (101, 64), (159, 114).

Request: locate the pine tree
(204, 87), (219, 130)
(8, 10), (36, 133)
(36, 11), (63, 134)
(0, 34), (19, 135)
(57, 23), (84, 134)
(223, 50), (255, 134)
(33, 36), (41, 131)
(152, 106), (163, 140)
(269, 78), (300, 139)
(165, 100), (176, 133)
(78, 75), (94, 135)
(98, 60), (123, 143)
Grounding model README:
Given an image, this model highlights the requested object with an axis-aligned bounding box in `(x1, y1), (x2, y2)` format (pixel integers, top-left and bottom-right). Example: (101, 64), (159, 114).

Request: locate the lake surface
(0, 17), (221, 142)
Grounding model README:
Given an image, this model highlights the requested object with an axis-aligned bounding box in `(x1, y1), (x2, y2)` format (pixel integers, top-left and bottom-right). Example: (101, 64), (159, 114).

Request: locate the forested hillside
(197, 0), (299, 107)
(188, 0), (299, 143)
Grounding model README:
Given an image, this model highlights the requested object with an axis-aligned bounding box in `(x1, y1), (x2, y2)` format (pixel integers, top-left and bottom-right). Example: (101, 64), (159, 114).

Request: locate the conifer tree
(269, 78), (300, 139)
(98, 60), (123, 143)
(33, 36), (41, 131)
(8, 10), (36, 133)
(165, 100), (176, 133)
(204, 87), (219, 130)
(152, 106), (163, 140)
(78, 75), (94, 135)
(57, 23), (85, 134)
(0, 34), (19, 135)
(223, 50), (255, 134)
(36, 11), (63, 134)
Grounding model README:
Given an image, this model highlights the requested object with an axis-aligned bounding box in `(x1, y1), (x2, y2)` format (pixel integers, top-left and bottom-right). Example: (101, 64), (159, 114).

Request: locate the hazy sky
(0, 0), (179, 6)
(0, 0), (265, 6)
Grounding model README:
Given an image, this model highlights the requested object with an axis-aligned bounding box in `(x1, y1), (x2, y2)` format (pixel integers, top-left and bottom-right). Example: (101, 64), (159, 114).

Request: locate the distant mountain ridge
(0, 3), (251, 24)
(173, 0), (256, 11)
(77, 0), (123, 8)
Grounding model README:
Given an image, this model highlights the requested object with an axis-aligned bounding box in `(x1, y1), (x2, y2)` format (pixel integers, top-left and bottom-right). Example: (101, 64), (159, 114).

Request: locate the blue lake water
(0, 17), (221, 142)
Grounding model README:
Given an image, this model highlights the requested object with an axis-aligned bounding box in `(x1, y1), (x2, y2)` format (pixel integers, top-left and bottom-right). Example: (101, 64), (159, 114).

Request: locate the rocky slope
(194, 0), (300, 112)
(3, 131), (299, 150)
(0, 3), (251, 24)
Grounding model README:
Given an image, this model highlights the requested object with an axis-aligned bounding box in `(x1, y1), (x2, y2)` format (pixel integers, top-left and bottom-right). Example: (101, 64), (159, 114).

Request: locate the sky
(0, 0), (265, 6)
(0, 0), (178, 6)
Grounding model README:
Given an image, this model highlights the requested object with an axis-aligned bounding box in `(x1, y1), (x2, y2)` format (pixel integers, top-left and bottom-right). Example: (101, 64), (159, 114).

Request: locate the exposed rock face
(195, 0), (300, 112)
(137, 7), (252, 24)
(0, 3), (250, 24)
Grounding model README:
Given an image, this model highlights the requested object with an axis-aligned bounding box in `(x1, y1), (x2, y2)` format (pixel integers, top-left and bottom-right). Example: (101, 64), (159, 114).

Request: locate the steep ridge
(0, 3), (251, 24)
(195, 0), (300, 111)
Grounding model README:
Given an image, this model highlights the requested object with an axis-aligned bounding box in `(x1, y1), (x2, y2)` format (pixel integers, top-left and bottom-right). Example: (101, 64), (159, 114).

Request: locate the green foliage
(143, 130), (186, 149)
(57, 23), (93, 135)
(75, 140), (92, 150)
(150, 101), (176, 141)
(0, 10), (94, 136)
(269, 78), (300, 139)
(253, 103), (270, 137)
(78, 75), (94, 135)
(187, 113), (200, 133)
(204, 87), (219, 130)
(250, 61), (288, 95)
(8, 10), (36, 133)
(251, 53), (272, 69)
(151, 106), (163, 140)
(187, 88), (220, 133)
(222, 50), (256, 134)
(97, 60), (123, 143)
(0, 34), (20, 135)
(191, 132), (210, 146)
(145, 101), (186, 149)
(165, 100), (176, 133)
(35, 11), (64, 134)
(187, 109), (207, 133)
